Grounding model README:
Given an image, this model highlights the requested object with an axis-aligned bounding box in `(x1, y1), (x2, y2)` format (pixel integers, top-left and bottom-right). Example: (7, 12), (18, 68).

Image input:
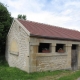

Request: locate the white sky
(1, 0), (80, 31)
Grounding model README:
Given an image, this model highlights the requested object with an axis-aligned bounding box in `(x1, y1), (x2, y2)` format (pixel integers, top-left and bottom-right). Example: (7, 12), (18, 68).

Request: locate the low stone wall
(36, 55), (67, 71)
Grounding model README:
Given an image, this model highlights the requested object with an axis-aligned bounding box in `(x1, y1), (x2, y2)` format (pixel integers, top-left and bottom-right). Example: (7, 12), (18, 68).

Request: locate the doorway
(71, 44), (78, 70)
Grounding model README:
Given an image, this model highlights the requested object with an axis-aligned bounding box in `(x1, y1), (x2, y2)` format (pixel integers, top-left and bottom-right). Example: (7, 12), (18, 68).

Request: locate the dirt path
(38, 71), (73, 80)
(77, 78), (80, 80)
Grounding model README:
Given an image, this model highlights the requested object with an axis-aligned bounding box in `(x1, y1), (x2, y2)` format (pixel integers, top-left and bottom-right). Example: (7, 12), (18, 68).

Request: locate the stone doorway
(71, 44), (78, 70)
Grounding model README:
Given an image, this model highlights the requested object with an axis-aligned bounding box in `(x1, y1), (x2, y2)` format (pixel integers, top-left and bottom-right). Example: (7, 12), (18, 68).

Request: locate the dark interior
(72, 44), (77, 50)
(38, 43), (50, 53)
(56, 44), (64, 52)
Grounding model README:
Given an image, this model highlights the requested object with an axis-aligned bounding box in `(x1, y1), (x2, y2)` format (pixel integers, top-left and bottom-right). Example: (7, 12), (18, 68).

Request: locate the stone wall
(5, 19), (30, 72)
(36, 55), (67, 71)
(30, 37), (80, 72)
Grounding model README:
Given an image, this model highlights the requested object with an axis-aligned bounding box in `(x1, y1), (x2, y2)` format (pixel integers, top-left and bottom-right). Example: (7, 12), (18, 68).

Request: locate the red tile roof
(18, 19), (80, 41)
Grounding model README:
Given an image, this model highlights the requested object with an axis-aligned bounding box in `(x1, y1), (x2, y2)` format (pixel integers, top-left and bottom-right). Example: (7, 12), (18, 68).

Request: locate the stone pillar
(66, 44), (72, 70)
(29, 42), (39, 72)
(51, 43), (56, 53)
(78, 45), (80, 69)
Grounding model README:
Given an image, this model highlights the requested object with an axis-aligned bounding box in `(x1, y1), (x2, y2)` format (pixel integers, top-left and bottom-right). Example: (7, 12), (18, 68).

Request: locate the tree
(17, 14), (26, 20)
(0, 2), (13, 55)
(18, 14), (22, 19)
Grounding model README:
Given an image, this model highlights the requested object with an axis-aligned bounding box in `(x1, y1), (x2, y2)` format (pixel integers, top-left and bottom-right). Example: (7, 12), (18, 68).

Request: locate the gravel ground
(77, 78), (80, 80)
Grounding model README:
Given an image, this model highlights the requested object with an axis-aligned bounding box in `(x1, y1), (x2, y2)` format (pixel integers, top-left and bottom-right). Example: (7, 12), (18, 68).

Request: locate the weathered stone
(6, 19), (80, 73)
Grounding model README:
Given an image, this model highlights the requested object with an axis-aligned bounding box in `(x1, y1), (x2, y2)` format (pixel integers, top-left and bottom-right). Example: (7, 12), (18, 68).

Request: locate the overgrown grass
(0, 56), (80, 80)
(0, 63), (66, 80)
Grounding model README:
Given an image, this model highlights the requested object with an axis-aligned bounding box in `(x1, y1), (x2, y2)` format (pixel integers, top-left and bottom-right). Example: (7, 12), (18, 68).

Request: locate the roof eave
(30, 34), (80, 42)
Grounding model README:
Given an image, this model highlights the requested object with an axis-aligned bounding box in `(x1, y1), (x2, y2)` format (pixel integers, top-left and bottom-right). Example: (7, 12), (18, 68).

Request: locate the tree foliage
(0, 2), (13, 55)
(17, 14), (26, 20)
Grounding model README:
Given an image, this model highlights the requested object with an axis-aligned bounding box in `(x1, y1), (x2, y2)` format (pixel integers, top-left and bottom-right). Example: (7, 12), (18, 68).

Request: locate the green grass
(0, 63), (66, 80)
(0, 56), (80, 80)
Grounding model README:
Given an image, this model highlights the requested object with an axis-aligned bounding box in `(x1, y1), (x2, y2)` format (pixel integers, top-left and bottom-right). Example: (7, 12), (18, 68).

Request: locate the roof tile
(18, 19), (80, 41)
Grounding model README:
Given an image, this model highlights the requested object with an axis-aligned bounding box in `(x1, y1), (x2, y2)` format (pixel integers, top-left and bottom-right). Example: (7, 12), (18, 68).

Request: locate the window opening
(38, 43), (51, 53)
(72, 44), (77, 50)
(56, 44), (65, 53)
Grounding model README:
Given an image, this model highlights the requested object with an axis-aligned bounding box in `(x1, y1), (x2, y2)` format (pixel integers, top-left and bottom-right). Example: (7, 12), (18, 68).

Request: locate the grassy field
(0, 56), (80, 80)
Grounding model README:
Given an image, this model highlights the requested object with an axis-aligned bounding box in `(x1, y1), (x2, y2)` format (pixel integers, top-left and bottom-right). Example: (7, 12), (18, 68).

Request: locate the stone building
(5, 18), (80, 73)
